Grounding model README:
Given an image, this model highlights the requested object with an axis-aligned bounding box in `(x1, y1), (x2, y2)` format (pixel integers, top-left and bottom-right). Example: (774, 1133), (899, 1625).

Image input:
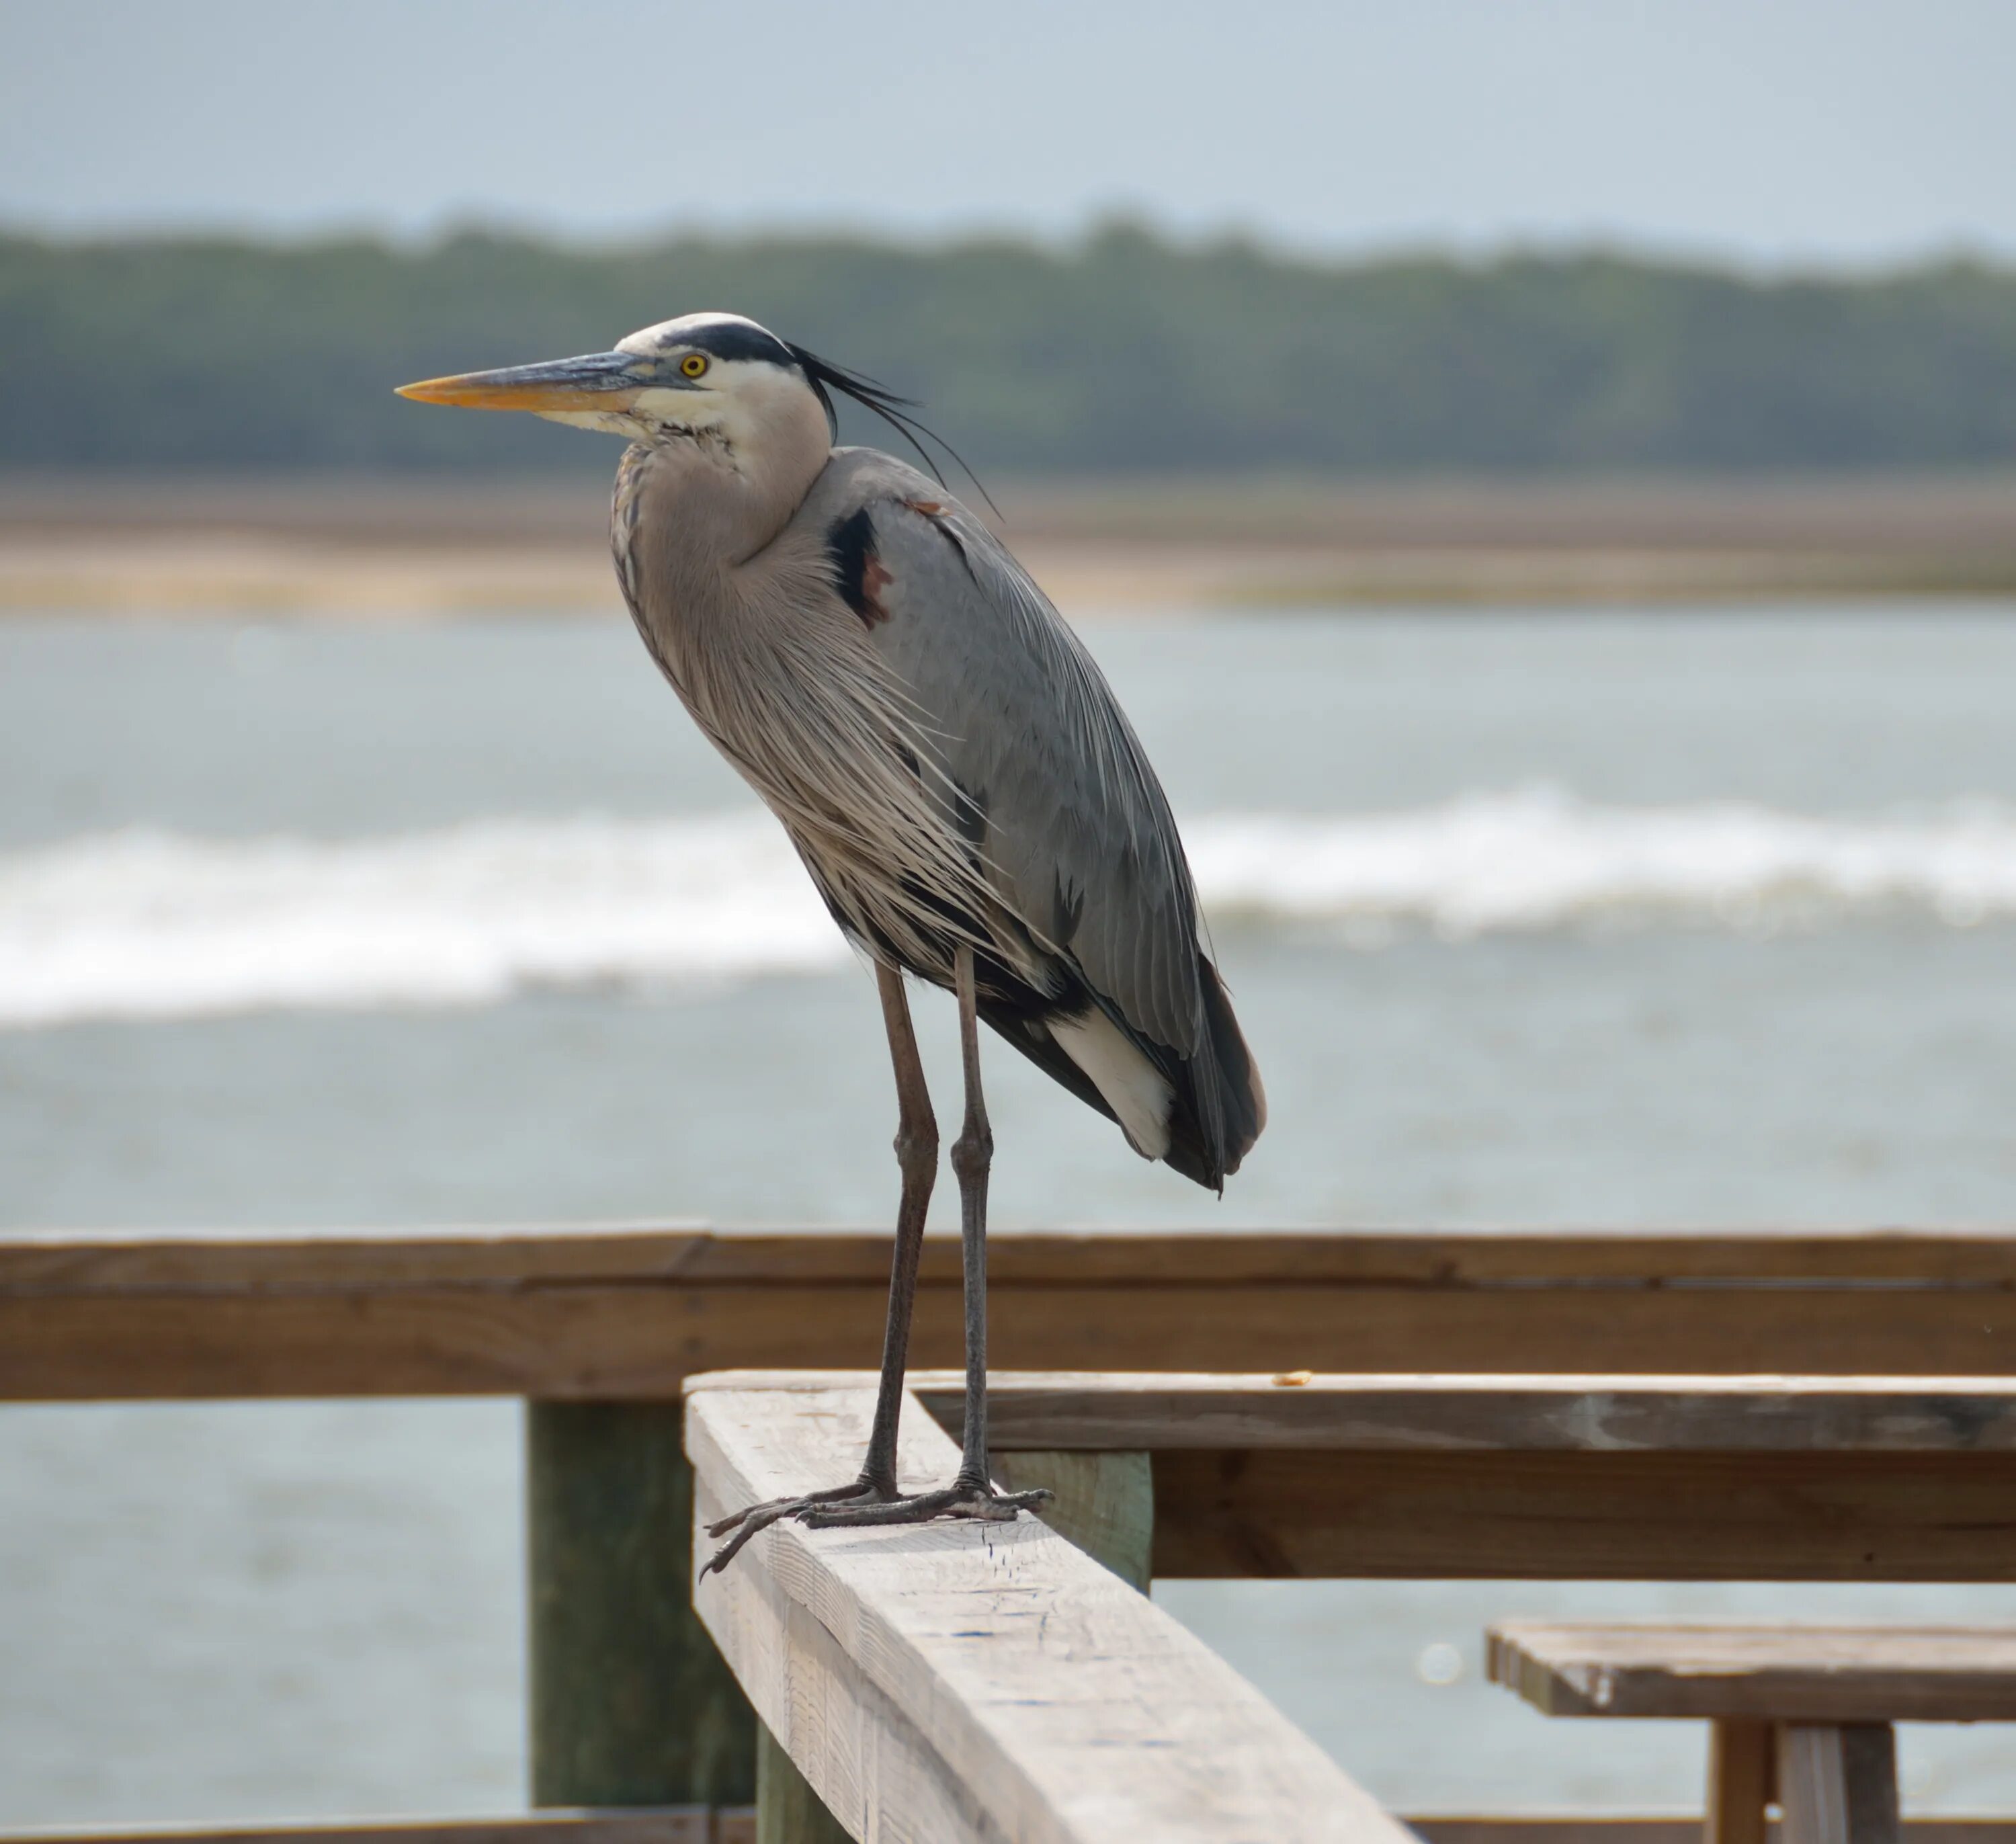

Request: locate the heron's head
(396, 311), (837, 454)
(398, 312), (972, 502)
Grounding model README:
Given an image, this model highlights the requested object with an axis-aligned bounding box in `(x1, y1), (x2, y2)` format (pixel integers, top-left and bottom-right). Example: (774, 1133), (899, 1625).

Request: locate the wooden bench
(1487, 1622), (2016, 1844)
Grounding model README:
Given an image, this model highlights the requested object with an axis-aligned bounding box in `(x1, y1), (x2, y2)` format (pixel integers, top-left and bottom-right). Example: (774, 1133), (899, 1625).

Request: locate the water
(7, 605), (2016, 1821)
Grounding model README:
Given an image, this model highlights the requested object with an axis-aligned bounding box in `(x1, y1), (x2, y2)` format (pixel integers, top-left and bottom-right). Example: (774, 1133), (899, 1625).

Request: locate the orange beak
(395, 350), (644, 412)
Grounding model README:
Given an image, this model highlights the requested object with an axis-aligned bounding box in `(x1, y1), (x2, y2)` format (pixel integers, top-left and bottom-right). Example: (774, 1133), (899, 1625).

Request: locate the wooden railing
(9, 1223), (2016, 1841)
(687, 1374), (1415, 1842)
(9, 1222), (2016, 1399)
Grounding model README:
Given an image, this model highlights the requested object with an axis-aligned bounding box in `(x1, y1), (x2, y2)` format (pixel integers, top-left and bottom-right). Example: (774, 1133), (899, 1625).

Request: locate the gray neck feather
(607, 396), (1024, 980)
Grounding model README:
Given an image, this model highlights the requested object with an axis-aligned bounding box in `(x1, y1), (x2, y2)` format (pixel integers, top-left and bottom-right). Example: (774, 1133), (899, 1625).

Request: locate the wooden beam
(1148, 1450), (2016, 1581)
(9, 1224), (2016, 1400)
(1406, 1827), (2016, 1844)
(6, 1817), (2015, 1844)
(15, 1224), (2016, 1292)
(890, 1372), (2016, 1454)
(0, 1818), (731, 1844)
(686, 1381), (1414, 1844)
(1488, 1622), (2016, 1722)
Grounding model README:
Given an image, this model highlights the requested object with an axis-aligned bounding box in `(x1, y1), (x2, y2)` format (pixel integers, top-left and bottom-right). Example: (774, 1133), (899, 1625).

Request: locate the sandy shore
(5, 473), (2015, 615)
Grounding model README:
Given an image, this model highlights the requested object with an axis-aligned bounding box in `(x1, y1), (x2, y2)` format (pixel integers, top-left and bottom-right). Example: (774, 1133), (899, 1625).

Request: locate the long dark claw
(706, 1477), (879, 1541)
(700, 1478), (1052, 1575)
(799, 1482), (1051, 1531)
(700, 1478), (895, 1576)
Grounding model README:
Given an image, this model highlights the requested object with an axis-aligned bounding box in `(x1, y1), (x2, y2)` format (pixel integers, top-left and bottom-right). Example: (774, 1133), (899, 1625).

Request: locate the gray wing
(802, 449), (1208, 1061)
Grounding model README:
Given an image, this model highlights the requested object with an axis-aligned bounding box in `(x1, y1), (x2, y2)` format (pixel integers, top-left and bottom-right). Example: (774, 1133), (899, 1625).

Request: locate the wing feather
(827, 460), (1207, 1058)
(786, 448), (1262, 1187)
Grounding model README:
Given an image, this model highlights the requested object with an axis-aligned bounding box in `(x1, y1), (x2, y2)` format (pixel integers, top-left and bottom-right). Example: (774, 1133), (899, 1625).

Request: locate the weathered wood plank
(687, 1380), (1412, 1844)
(6, 1816), (2015, 1844)
(13, 1284), (2016, 1402)
(1150, 1451), (2016, 1580)
(12, 1224), (2016, 1293)
(11, 1225), (2016, 1298)
(8, 1225), (2016, 1400)
(896, 1371), (2016, 1454)
(0, 1818), (725, 1844)
(1488, 1622), (2016, 1722)
(690, 1371), (2016, 1581)
(1407, 1827), (2016, 1844)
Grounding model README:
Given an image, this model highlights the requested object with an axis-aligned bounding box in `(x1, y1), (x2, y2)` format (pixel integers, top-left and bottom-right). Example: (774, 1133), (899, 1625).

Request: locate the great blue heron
(398, 313), (1264, 1569)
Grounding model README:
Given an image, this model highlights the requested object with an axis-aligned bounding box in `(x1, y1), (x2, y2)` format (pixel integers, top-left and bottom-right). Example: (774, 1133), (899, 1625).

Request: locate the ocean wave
(4, 791), (2016, 1027)
(1185, 790), (2016, 937)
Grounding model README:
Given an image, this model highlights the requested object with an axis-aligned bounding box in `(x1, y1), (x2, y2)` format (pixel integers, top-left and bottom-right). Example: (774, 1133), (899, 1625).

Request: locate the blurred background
(7, 0), (2016, 1825)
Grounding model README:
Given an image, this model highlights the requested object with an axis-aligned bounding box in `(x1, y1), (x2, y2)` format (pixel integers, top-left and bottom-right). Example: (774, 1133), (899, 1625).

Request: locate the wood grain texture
(0, 1818), (725, 1844)
(12, 1224), (2016, 1292)
(686, 1382), (1413, 1844)
(1150, 1451), (2016, 1581)
(1406, 1826), (2016, 1844)
(9, 1225), (2016, 1400)
(8, 1819), (2012, 1844)
(886, 1371), (2016, 1454)
(1488, 1623), (2016, 1722)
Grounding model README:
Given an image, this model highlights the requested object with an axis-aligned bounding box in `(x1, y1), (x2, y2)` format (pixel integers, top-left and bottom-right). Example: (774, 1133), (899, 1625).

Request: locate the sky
(3, 0), (2013, 267)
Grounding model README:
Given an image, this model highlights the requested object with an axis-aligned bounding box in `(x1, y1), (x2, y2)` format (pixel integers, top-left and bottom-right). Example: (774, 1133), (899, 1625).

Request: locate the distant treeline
(6, 225), (2016, 474)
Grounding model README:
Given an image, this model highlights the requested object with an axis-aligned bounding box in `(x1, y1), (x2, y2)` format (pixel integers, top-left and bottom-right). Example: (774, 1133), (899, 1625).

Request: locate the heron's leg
(798, 946), (1048, 1533)
(948, 942), (997, 1491)
(698, 962), (937, 1575)
(858, 959), (939, 1489)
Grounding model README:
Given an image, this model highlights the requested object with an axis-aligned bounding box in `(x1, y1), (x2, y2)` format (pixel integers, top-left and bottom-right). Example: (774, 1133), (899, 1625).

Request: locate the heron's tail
(977, 947), (1264, 1194)
(1159, 953), (1265, 1193)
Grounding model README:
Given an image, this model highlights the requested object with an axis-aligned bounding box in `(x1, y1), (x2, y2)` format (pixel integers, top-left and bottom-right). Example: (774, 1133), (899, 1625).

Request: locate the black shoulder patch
(826, 505), (892, 626)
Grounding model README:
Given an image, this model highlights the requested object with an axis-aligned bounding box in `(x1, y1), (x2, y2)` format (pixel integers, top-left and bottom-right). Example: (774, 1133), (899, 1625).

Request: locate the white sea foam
(5, 790), (2016, 1028)
(1184, 788), (2016, 939)
(0, 814), (845, 1030)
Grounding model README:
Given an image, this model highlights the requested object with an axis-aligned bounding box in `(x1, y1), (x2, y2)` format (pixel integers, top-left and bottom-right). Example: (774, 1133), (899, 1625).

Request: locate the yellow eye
(679, 353), (708, 379)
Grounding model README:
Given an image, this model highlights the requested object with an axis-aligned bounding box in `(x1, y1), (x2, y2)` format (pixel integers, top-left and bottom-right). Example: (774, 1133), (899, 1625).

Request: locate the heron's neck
(623, 391), (829, 567)
(612, 415), (832, 696)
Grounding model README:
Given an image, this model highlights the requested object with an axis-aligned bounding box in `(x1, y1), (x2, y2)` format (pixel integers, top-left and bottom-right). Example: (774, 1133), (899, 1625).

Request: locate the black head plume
(786, 344), (999, 518)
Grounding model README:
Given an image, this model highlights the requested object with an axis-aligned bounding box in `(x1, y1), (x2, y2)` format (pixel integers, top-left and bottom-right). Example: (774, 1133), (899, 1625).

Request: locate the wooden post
(527, 1401), (755, 1808)
(1778, 1723), (1900, 1844)
(1706, 1718), (1774, 1844)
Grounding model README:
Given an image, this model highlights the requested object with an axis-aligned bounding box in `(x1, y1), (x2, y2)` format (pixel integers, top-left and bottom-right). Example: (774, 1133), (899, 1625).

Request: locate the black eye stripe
(666, 321), (800, 367)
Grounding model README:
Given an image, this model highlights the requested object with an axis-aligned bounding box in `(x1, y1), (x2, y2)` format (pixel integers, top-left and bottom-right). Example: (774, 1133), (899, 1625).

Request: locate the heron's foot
(798, 1477), (1052, 1532)
(700, 1476), (1054, 1576)
(700, 1476), (894, 1577)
